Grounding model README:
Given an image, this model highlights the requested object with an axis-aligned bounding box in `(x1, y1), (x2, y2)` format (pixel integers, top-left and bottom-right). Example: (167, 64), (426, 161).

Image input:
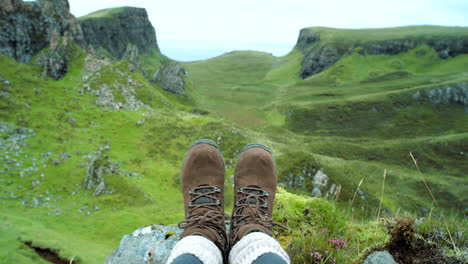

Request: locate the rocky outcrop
(280, 163), (341, 200)
(296, 28), (320, 51)
(0, 0), (85, 64)
(413, 82), (468, 111)
(298, 27), (468, 79)
(80, 7), (159, 59)
(122, 44), (142, 73)
(81, 68), (150, 110)
(152, 62), (187, 95)
(105, 225), (181, 264)
(33, 34), (73, 80)
(83, 147), (116, 196)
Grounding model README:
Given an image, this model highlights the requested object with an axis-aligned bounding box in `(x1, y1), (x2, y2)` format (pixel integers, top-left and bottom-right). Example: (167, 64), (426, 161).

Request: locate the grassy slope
(0, 25), (467, 263)
(182, 27), (468, 216)
(298, 26), (468, 47)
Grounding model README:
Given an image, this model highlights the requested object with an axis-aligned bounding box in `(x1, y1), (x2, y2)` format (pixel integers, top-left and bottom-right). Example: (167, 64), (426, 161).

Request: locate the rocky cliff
(79, 7), (160, 59)
(0, 0), (84, 63)
(0, 1), (164, 80)
(297, 26), (468, 79)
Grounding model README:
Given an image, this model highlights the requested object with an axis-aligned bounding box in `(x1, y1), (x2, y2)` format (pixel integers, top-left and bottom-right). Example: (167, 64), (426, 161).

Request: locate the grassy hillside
(1, 25), (467, 263)
(298, 26), (468, 48)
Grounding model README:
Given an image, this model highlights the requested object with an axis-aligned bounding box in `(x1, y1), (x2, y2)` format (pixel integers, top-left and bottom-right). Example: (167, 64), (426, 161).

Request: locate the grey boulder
(105, 225), (181, 264)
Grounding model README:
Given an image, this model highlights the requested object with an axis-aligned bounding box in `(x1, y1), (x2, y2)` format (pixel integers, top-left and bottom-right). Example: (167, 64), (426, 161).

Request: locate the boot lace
(231, 186), (286, 242)
(178, 185), (226, 244)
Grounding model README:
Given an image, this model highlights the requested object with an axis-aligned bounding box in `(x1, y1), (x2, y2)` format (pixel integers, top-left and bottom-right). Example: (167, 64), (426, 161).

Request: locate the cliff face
(0, 1), (163, 80)
(80, 7), (160, 59)
(297, 27), (468, 79)
(0, 0), (85, 63)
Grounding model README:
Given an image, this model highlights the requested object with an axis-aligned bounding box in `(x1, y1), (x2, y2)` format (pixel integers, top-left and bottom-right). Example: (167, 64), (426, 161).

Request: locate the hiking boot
(230, 143), (284, 246)
(178, 139), (228, 256)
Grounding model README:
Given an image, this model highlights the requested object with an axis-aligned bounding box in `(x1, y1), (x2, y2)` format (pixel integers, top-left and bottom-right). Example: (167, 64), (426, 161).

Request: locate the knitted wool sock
(166, 235), (223, 264)
(229, 232), (290, 264)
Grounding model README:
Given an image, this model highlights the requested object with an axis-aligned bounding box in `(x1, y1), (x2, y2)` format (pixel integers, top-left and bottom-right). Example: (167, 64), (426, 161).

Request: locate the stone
(59, 152), (71, 159)
(0, 0), (85, 64)
(297, 28), (468, 79)
(413, 82), (468, 111)
(300, 45), (342, 78)
(105, 225), (182, 264)
(80, 7), (159, 59)
(296, 28), (320, 51)
(51, 160), (62, 166)
(31, 180), (40, 187)
(86, 70), (149, 110)
(83, 151), (114, 195)
(152, 62), (187, 95)
(33, 40), (71, 80)
(93, 181), (106, 196)
(310, 170), (329, 198)
(364, 251), (398, 264)
(122, 44), (142, 73)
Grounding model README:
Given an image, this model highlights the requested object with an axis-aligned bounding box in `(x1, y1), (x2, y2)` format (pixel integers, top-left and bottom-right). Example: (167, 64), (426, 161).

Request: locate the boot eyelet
(214, 187), (221, 193)
(216, 200), (221, 205)
(235, 201), (240, 206)
(188, 202), (193, 207)
(237, 188), (244, 193)
(188, 189), (194, 195)
(263, 191), (269, 197)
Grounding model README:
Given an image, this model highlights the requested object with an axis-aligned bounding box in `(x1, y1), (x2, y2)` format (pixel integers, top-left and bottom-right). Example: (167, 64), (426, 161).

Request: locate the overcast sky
(67, 0), (468, 61)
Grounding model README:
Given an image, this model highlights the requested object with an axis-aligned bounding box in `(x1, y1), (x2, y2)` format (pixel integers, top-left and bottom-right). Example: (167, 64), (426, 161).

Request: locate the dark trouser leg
(252, 252), (288, 264)
(169, 253), (203, 264)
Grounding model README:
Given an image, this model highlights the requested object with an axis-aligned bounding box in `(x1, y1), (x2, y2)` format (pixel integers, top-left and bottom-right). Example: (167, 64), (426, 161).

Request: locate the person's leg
(167, 235), (221, 264)
(229, 144), (290, 264)
(253, 253), (288, 264)
(170, 253), (203, 264)
(166, 139), (228, 264)
(229, 232), (289, 264)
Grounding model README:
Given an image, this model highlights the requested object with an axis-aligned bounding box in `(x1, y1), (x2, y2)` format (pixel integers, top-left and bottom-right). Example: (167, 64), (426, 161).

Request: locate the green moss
(274, 189), (389, 263)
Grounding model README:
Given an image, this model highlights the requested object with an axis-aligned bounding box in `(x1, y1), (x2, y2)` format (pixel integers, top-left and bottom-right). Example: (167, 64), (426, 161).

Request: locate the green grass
(181, 28), (467, 216)
(298, 26), (468, 49)
(78, 7), (133, 20)
(1, 25), (467, 263)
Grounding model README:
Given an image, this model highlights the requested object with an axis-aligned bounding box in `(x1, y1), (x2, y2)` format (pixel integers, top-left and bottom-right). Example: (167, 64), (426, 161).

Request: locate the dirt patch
(23, 241), (74, 264)
(385, 217), (463, 264)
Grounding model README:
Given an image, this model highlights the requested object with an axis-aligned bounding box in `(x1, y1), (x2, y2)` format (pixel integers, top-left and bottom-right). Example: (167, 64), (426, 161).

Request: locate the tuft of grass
(274, 188), (389, 263)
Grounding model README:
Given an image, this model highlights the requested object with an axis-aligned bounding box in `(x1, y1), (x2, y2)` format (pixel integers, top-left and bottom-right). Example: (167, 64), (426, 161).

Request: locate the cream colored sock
(166, 235), (223, 264)
(229, 232), (290, 264)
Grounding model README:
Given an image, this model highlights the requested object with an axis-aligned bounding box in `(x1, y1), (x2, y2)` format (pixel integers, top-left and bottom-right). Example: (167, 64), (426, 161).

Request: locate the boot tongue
(245, 185), (262, 204)
(193, 187), (216, 205)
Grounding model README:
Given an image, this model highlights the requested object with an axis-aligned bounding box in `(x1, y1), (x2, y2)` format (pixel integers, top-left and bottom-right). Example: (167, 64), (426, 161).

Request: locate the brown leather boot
(177, 139), (228, 257)
(230, 143), (284, 246)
